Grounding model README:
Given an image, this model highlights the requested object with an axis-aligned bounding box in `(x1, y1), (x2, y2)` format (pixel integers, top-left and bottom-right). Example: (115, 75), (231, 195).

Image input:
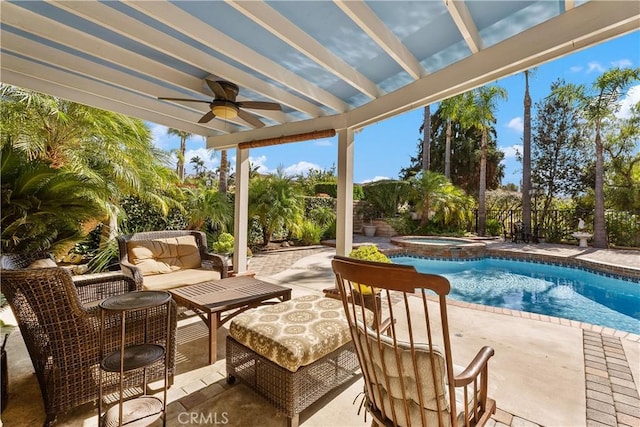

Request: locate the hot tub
(389, 236), (486, 259)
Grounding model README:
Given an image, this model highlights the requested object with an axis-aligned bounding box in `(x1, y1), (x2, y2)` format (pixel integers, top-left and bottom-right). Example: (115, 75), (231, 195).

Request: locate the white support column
(233, 147), (249, 273)
(335, 128), (354, 256)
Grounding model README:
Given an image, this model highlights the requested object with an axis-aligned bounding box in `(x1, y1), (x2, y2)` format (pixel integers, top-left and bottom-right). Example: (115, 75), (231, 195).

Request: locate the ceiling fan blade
(198, 110), (215, 124)
(237, 101), (282, 111)
(205, 79), (227, 99)
(158, 97), (210, 103)
(237, 109), (265, 128)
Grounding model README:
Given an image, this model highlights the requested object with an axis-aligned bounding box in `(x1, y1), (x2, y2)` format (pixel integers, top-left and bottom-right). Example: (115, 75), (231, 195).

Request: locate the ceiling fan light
(212, 104), (238, 119)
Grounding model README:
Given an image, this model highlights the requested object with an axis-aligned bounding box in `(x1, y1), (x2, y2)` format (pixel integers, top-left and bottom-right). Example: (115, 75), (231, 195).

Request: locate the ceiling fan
(158, 79), (281, 128)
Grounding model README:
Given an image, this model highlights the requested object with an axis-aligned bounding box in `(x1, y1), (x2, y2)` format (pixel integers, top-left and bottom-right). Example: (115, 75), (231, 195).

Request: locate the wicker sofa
(117, 230), (228, 291)
(0, 252), (177, 427)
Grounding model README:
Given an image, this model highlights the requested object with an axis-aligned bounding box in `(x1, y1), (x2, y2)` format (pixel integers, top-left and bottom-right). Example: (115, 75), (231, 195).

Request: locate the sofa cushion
(127, 235), (201, 276)
(229, 295), (373, 372)
(28, 258), (57, 269)
(141, 268), (221, 291)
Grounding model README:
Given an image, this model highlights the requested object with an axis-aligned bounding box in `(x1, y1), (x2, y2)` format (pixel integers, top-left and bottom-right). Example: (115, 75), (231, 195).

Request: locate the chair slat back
(332, 256), (458, 427)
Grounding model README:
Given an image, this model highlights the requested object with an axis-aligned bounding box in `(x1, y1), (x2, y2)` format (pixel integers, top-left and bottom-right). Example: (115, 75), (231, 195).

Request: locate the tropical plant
(185, 188), (234, 232)
(465, 86), (508, 236)
(409, 171), (474, 229)
(553, 67), (640, 247)
(248, 169), (304, 245)
(0, 85), (182, 247)
(1, 146), (106, 254)
(167, 128), (193, 181)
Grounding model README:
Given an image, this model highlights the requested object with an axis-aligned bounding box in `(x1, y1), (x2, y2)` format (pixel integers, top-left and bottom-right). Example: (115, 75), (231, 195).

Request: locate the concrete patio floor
(1, 239), (639, 426)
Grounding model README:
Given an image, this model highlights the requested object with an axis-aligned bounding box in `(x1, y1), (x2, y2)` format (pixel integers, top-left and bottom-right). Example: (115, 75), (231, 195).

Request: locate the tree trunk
(478, 131), (488, 236)
(422, 105), (431, 171)
(593, 123), (607, 248)
(219, 149), (228, 194)
(445, 120), (452, 179)
(178, 135), (186, 180)
(522, 70), (532, 235)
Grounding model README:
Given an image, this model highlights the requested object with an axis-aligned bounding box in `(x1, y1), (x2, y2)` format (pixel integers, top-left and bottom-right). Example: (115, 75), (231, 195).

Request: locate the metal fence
(477, 209), (640, 248)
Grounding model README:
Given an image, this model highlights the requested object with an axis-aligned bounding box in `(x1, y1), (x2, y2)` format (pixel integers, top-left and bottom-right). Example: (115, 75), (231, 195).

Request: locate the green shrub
(362, 180), (411, 217)
(322, 218), (337, 239)
(485, 219), (502, 236)
(299, 220), (323, 245)
(212, 232), (234, 254)
(383, 216), (416, 236)
(312, 183), (364, 200)
(348, 245), (390, 263)
(314, 182), (337, 197)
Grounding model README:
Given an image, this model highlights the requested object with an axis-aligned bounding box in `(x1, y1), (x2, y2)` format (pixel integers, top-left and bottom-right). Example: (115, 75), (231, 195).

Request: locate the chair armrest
(202, 252), (229, 278)
(72, 271), (140, 305)
(453, 346), (495, 387)
(119, 261), (145, 288)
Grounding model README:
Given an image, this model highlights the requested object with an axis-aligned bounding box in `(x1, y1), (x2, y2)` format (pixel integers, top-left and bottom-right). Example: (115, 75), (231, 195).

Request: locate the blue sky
(150, 30), (639, 187)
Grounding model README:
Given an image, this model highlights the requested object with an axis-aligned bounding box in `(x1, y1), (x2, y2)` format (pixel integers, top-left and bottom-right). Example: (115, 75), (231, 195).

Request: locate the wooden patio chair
(332, 256), (496, 427)
(0, 266), (177, 426)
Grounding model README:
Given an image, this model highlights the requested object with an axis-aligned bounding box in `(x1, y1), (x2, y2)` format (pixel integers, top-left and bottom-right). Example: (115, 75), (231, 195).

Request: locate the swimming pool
(392, 256), (640, 334)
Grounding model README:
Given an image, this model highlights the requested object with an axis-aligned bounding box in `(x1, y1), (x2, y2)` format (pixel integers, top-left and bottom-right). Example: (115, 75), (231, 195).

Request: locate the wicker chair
(117, 230), (228, 290)
(0, 265), (177, 427)
(332, 256), (496, 427)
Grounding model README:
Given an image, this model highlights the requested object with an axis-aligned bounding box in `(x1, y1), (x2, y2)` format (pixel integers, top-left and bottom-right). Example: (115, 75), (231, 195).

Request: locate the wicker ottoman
(226, 295), (369, 427)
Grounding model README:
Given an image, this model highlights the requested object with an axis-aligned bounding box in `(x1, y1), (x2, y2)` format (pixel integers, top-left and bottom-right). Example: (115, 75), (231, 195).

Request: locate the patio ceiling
(1, 1), (638, 150)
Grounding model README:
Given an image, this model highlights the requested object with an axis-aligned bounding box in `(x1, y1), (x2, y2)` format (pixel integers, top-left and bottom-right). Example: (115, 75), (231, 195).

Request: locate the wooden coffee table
(169, 275), (291, 364)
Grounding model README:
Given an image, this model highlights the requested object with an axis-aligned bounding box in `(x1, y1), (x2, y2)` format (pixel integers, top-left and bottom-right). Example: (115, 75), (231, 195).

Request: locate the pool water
(392, 256), (640, 334)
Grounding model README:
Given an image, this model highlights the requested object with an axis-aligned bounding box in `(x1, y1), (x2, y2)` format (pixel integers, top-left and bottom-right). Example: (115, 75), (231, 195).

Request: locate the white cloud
(502, 145), (522, 159)
(248, 155), (271, 174)
(569, 65), (583, 73)
(506, 117), (524, 132)
(587, 61), (605, 74)
(360, 176), (390, 184)
(314, 138), (334, 147)
(283, 161), (321, 176)
(611, 59), (632, 68)
(616, 84), (640, 119)
(149, 123), (170, 149)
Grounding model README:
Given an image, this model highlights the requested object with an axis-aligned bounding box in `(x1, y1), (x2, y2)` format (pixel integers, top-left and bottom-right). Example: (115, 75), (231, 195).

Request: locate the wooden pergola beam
(238, 129), (336, 150)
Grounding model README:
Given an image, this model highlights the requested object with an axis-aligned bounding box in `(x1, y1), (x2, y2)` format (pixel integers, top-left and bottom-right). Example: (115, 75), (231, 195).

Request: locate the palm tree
(410, 171), (473, 228)
(466, 86), (508, 236)
(219, 149), (228, 194)
(0, 85), (181, 246)
(438, 93), (470, 179)
(190, 156), (206, 178)
(554, 67), (640, 248)
(249, 169), (304, 245)
(1, 145), (106, 253)
(167, 128), (193, 181)
(421, 105), (431, 171)
(521, 69), (535, 236)
(185, 187), (233, 231)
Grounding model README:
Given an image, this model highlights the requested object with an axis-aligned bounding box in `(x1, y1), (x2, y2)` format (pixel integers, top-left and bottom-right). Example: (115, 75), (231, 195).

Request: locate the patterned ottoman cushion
(230, 294), (371, 372)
